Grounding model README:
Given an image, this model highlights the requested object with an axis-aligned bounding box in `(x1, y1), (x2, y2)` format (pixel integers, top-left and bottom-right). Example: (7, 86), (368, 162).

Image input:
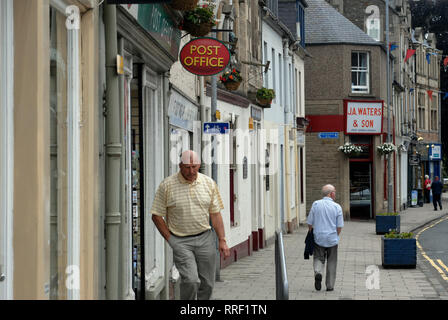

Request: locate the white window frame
(0, 0), (14, 300)
(351, 52), (370, 94)
(143, 66), (166, 289)
(50, 0), (81, 300)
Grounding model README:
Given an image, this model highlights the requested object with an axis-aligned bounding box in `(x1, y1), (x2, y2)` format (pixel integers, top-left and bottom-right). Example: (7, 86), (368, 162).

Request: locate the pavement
(213, 194), (448, 300)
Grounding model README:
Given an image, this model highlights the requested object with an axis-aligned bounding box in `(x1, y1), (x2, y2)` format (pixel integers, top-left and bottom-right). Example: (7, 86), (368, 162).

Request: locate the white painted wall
(202, 96), (253, 248)
(169, 35), (198, 103)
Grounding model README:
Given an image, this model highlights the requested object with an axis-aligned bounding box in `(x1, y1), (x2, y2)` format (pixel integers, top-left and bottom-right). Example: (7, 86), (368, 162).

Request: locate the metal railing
(275, 231), (289, 300)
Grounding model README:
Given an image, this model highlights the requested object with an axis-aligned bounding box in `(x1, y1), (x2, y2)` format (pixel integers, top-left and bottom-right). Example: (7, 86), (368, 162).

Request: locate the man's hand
(219, 238), (230, 258)
(210, 212), (230, 259)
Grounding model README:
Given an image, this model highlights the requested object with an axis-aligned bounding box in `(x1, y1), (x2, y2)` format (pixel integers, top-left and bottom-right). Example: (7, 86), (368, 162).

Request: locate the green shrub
(256, 87), (276, 100)
(384, 230), (413, 239)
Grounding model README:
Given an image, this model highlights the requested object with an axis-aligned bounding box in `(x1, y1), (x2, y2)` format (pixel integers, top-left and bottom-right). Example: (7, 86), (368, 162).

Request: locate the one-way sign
(203, 122), (230, 134)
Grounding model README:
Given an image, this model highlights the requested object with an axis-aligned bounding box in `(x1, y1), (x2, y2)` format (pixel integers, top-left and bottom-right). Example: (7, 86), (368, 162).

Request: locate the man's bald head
(322, 184), (336, 199)
(180, 150), (201, 165)
(179, 150), (201, 182)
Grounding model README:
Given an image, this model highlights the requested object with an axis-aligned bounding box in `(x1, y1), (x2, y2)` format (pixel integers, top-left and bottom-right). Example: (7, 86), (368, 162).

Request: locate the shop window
(351, 52), (370, 94)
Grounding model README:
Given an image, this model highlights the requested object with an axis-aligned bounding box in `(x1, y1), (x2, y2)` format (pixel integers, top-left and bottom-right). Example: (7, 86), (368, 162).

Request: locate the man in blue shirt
(431, 176), (443, 211)
(307, 184), (344, 292)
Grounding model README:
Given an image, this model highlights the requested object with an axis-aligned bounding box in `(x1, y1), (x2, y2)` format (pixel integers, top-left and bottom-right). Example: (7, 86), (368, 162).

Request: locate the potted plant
(220, 68), (242, 91)
(375, 212), (400, 235)
(377, 142), (396, 156)
(256, 87), (275, 107)
(381, 230), (416, 268)
(338, 143), (363, 157)
(170, 0), (199, 11)
(181, 2), (216, 37)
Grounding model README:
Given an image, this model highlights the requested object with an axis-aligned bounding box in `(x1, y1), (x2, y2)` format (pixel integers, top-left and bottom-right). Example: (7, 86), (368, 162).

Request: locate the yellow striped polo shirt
(150, 172), (224, 237)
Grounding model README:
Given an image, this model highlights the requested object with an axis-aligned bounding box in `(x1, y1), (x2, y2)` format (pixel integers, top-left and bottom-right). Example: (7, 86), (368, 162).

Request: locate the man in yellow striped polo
(151, 150), (230, 300)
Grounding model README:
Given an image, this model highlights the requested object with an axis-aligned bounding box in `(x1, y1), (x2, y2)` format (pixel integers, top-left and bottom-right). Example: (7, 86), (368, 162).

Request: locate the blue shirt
(307, 197), (344, 247)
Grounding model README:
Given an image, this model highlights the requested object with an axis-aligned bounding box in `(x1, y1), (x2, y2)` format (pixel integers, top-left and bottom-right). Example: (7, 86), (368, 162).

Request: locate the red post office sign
(179, 37), (230, 76)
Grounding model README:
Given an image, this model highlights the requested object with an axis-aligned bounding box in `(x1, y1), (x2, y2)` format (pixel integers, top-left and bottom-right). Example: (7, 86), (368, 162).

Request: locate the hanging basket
(183, 21), (214, 37)
(257, 98), (273, 107)
(170, 0), (198, 11)
(224, 81), (241, 91)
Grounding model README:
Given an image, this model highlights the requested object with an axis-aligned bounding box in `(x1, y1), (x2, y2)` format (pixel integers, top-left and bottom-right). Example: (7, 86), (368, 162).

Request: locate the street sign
(203, 122), (230, 134)
(409, 154), (420, 166)
(318, 132), (339, 139)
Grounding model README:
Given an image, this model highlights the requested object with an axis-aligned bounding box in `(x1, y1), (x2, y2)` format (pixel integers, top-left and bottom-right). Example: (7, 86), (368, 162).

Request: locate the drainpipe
(104, 4), (122, 300)
(163, 73), (170, 300)
(282, 38), (291, 233)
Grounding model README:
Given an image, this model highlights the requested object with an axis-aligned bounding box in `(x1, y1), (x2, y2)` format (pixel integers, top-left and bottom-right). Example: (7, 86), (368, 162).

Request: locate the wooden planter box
(381, 237), (416, 268)
(376, 215), (400, 234)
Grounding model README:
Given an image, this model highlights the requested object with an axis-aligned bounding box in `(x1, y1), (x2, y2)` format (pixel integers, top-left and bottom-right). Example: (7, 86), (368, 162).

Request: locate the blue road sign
(203, 122), (230, 134)
(318, 132), (339, 139)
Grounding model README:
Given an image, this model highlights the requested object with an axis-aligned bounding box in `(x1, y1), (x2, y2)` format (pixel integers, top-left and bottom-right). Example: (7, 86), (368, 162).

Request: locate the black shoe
(434, 209), (438, 211)
(326, 288), (334, 292)
(314, 274), (322, 291)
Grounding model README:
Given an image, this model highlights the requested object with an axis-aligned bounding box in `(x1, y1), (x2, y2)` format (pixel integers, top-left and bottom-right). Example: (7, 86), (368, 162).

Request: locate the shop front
(344, 100), (384, 220)
(117, 3), (181, 300)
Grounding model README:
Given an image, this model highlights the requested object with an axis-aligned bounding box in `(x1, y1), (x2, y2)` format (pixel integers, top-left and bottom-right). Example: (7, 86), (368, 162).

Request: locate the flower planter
(224, 81), (241, 91)
(183, 21), (214, 37)
(257, 98), (272, 107)
(381, 237), (416, 268)
(170, 0), (198, 11)
(376, 215), (400, 234)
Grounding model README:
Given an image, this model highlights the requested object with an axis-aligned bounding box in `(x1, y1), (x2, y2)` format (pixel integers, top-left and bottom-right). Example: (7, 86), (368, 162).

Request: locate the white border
(0, 0), (14, 300)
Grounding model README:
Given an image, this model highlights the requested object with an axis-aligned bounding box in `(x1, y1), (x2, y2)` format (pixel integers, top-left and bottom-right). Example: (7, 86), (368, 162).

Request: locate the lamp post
(386, 0), (393, 213)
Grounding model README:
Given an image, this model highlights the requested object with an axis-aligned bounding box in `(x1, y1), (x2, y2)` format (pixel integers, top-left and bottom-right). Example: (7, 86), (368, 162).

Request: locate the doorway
(350, 162), (373, 219)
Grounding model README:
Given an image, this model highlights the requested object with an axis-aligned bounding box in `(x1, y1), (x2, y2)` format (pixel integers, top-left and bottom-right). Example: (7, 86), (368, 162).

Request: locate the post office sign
(180, 37), (230, 76)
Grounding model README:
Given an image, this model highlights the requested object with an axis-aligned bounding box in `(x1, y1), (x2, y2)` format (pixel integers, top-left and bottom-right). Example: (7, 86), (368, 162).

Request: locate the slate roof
(305, 0), (380, 46)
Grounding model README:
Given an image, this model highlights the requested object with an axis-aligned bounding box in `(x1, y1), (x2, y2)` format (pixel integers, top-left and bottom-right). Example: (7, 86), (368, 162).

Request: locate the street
(416, 215), (448, 294)
(213, 197), (448, 300)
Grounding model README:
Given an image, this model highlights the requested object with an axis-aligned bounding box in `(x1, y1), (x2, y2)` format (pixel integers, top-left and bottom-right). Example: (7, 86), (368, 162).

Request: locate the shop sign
(121, 4), (181, 59)
(168, 90), (199, 132)
(180, 38), (230, 76)
(411, 190), (418, 206)
(344, 100), (383, 135)
(429, 144), (441, 160)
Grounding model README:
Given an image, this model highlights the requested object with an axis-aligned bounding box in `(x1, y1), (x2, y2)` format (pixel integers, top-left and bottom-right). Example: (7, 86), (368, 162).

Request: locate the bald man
(151, 150), (230, 300)
(307, 184), (344, 292)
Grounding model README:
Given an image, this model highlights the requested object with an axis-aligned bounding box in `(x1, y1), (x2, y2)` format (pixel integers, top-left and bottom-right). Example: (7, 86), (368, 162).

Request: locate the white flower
(338, 143), (363, 155)
(377, 142), (396, 155)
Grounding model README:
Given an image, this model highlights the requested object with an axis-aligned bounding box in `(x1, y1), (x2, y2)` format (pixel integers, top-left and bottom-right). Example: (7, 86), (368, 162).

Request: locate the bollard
(275, 231), (289, 300)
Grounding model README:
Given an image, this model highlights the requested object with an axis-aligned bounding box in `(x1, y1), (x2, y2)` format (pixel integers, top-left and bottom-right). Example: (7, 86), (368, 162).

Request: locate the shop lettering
(347, 107), (382, 116)
(180, 38), (230, 76)
(353, 120), (375, 128)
